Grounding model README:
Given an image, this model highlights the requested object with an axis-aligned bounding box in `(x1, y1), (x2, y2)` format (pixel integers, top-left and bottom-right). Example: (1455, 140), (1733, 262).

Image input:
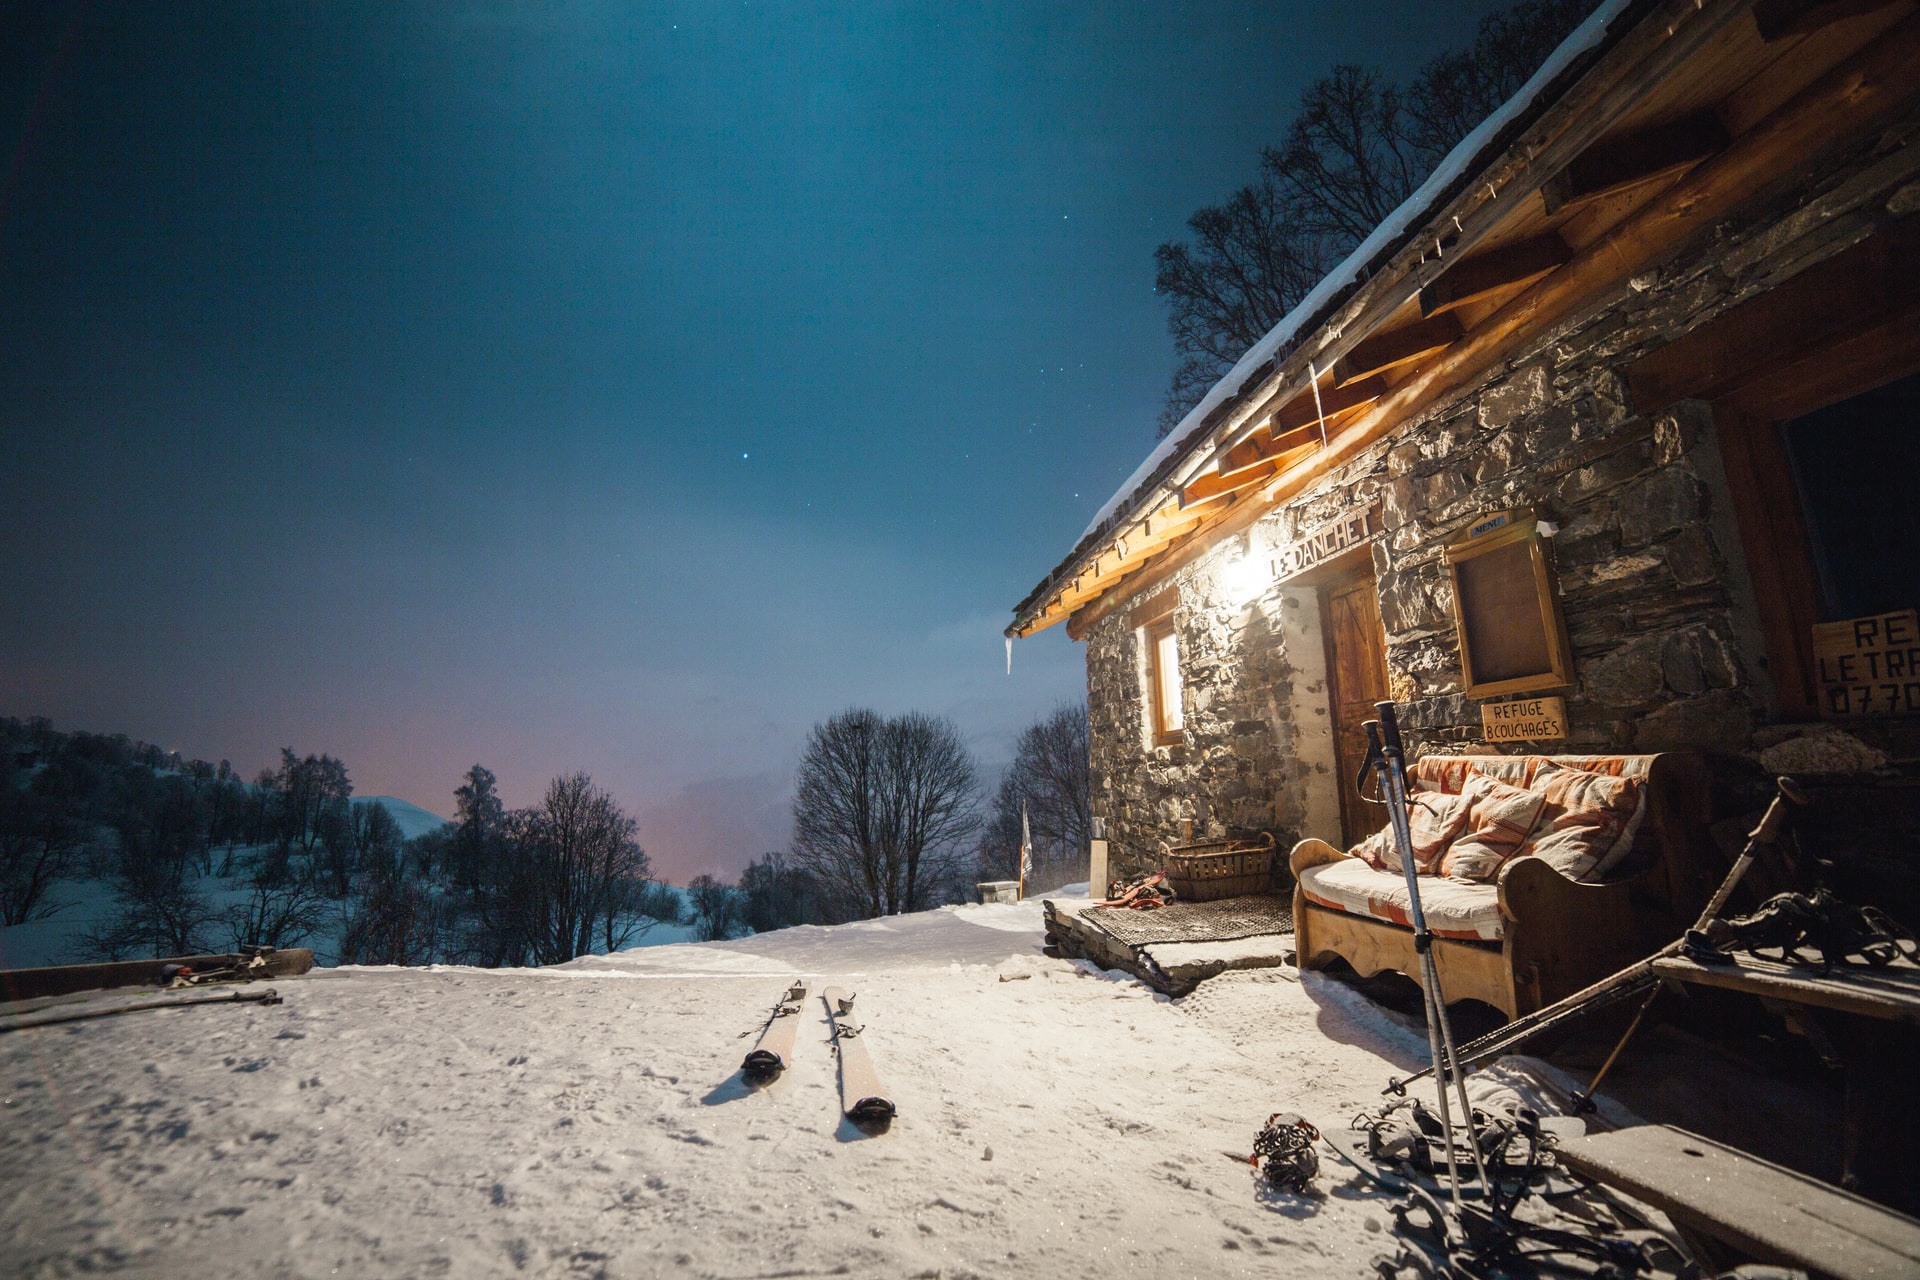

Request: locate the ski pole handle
(1373, 701), (1404, 757)
(1749, 775), (1807, 845)
(1357, 721), (1387, 799)
(1690, 775), (1808, 934)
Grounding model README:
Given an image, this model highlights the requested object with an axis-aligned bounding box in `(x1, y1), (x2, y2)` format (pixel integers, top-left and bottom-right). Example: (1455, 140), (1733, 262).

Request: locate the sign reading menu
(1813, 609), (1920, 717)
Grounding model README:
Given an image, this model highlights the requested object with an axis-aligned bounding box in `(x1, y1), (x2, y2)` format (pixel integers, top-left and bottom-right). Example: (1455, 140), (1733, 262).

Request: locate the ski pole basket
(1158, 832), (1277, 902)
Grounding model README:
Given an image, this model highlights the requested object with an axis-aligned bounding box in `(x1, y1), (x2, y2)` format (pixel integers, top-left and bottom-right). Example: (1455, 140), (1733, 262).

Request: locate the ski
(740, 981), (808, 1085)
(0, 986), (282, 1034)
(820, 986), (895, 1130)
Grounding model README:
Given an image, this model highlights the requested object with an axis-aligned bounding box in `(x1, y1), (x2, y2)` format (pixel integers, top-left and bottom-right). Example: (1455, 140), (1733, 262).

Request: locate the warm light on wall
(1220, 554), (1270, 606)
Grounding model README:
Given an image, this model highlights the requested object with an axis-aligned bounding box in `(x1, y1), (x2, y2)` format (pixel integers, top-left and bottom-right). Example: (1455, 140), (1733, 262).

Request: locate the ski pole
(1364, 718), (1466, 1204)
(1387, 773), (1807, 1095)
(1373, 702), (1490, 1195)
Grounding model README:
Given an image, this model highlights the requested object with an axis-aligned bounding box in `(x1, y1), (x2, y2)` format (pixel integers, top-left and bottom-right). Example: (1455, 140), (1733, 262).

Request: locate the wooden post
(1089, 838), (1109, 900)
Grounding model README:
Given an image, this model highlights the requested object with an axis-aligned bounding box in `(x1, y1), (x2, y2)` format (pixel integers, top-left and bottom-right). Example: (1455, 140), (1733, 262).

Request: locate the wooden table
(1650, 951), (1920, 1215)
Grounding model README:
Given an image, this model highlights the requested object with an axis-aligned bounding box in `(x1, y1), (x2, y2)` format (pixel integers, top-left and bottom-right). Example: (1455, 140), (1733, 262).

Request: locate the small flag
(1019, 800), (1033, 897)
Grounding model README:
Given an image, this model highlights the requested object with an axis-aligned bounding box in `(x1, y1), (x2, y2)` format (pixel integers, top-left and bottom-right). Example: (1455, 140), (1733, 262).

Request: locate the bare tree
(463, 773), (657, 965)
(0, 788), (83, 926)
(737, 850), (822, 932)
(269, 749), (352, 855)
(1153, 0), (1591, 434)
(791, 709), (982, 921)
(223, 874), (329, 953)
(447, 764), (505, 886)
(79, 858), (214, 960)
(683, 874), (745, 941)
(978, 703), (1092, 889)
(338, 844), (448, 967)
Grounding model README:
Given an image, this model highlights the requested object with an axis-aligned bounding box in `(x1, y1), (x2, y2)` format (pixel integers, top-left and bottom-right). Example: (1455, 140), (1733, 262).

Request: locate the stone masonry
(1086, 118), (1920, 884)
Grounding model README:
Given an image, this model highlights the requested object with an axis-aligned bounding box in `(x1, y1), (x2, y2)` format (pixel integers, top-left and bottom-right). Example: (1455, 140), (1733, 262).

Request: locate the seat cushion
(1298, 857), (1504, 942)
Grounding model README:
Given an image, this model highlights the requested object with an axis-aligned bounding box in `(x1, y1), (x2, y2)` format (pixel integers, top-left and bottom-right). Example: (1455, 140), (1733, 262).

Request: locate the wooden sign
(1481, 695), (1568, 743)
(1812, 609), (1920, 717)
(1273, 501), (1379, 580)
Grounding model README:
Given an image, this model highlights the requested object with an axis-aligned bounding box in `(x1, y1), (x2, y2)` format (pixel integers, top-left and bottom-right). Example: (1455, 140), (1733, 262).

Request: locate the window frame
(1144, 611), (1185, 747)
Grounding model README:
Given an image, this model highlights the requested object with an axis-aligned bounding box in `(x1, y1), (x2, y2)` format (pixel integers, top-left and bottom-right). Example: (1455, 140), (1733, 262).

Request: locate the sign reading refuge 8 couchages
(1481, 695), (1569, 743)
(1813, 609), (1920, 717)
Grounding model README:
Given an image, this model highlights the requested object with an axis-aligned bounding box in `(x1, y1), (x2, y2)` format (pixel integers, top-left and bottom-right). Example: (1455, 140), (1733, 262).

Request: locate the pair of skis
(738, 981), (895, 1131)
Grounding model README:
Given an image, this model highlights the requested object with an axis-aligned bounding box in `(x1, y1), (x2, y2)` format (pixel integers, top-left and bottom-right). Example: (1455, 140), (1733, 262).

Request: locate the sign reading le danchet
(1273, 502), (1380, 580)
(1481, 696), (1569, 743)
(1813, 609), (1920, 717)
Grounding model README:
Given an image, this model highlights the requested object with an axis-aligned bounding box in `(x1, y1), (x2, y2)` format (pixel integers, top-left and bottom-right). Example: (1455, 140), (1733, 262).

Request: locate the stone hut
(1007, 0), (1920, 886)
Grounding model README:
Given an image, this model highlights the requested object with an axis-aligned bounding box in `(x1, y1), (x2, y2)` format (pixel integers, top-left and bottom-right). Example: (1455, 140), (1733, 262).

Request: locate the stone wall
(1085, 118), (1920, 883)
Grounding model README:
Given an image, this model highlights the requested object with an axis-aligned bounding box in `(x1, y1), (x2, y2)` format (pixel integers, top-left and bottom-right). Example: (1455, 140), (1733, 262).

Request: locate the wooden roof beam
(1624, 212), (1920, 412)
(1048, 11), (1920, 644)
(1752, 0), (1908, 41)
(1331, 314), (1463, 387)
(1271, 374), (1388, 433)
(1218, 422), (1319, 475)
(1419, 233), (1573, 318)
(1541, 110), (1730, 215)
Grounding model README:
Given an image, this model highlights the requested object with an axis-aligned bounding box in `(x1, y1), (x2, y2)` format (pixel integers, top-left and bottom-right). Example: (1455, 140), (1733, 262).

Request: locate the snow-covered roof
(1016, 0), (1639, 631)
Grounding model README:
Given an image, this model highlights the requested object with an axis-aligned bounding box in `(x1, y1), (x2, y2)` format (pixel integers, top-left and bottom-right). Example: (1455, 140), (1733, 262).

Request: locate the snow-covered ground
(1, 894), (1595, 1279)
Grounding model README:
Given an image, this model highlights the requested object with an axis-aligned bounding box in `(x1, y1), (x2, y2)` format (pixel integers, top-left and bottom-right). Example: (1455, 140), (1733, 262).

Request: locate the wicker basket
(1158, 832), (1277, 902)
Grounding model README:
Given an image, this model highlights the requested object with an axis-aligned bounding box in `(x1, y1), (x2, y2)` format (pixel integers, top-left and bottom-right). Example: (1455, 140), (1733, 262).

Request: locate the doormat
(1084, 895), (1293, 948)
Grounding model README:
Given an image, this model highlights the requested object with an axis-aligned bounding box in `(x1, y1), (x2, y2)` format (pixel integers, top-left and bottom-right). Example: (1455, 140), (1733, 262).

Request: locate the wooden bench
(1558, 1124), (1920, 1280)
(1292, 752), (1719, 1018)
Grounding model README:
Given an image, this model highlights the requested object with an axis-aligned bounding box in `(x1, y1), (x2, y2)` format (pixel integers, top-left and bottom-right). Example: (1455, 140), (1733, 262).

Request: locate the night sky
(2, 2), (1501, 880)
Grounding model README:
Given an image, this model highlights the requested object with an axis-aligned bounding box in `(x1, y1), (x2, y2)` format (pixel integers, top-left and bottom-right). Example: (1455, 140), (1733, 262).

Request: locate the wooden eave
(1009, 0), (1919, 640)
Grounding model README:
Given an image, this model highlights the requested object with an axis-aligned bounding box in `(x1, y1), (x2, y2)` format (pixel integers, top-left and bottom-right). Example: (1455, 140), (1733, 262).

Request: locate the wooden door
(1322, 565), (1391, 849)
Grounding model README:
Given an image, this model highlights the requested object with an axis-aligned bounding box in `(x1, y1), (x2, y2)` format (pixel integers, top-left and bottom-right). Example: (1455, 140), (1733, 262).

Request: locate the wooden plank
(1753, 0), (1909, 41)
(1624, 214), (1920, 414)
(1419, 233), (1573, 317)
(1541, 110), (1730, 214)
(1271, 375), (1389, 433)
(1219, 422), (1320, 475)
(1127, 585), (1179, 627)
(1330, 313), (1463, 387)
(1713, 408), (1825, 720)
(1293, 901), (1517, 1017)
(1559, 1124), (1920, 1280)
(1651, 953), (1920, 1025)
(0, 950), (315, 1004)
(1181, 459), (1277, 506)
(1720, 292), (1920, 423)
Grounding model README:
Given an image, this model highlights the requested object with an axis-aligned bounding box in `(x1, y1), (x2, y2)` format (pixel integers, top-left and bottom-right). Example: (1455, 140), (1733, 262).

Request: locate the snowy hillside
(350, 794), (451, 840)
(0, 894), (1601, 1279)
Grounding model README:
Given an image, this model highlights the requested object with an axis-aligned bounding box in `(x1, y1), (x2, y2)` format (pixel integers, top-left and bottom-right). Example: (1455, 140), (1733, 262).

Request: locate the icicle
(1308, 361), (1331, 449)
(1005, 635), (1013, 676)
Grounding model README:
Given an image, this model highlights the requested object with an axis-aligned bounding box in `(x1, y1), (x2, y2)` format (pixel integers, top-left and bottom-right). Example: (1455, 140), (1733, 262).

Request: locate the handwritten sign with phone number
(1813, 609), (1920, 717)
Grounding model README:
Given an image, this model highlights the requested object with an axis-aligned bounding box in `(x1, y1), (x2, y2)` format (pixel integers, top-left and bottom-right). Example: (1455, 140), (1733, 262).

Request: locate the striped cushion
(1521, 761), (1645, 882)
(1298, 856), (1503, 942)
(1349, 788), (1473, 873)
(1438, 771), (1547, 882)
